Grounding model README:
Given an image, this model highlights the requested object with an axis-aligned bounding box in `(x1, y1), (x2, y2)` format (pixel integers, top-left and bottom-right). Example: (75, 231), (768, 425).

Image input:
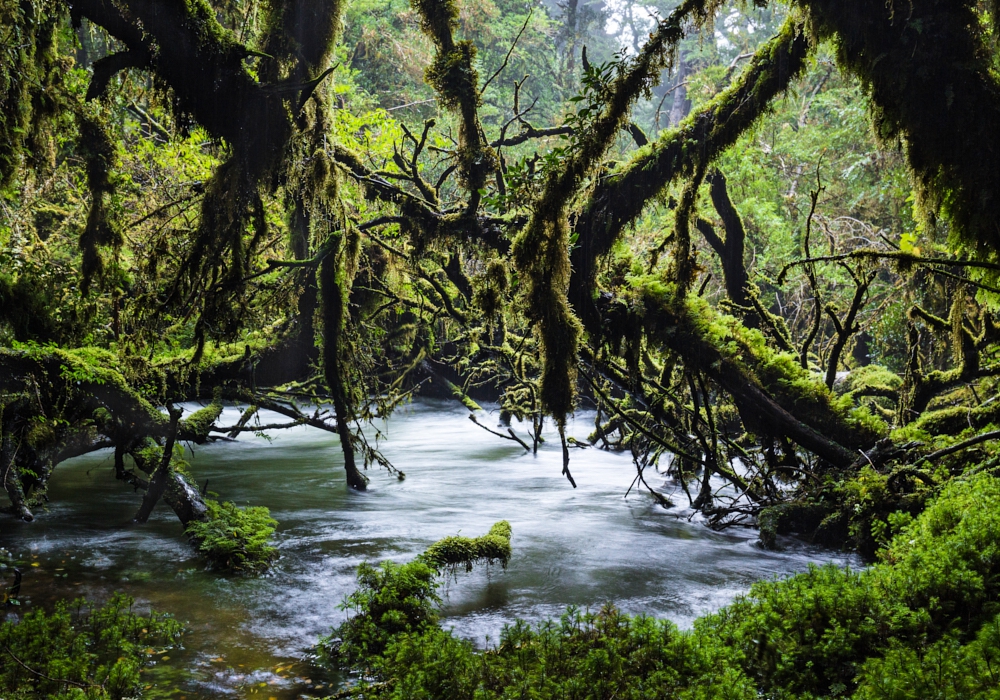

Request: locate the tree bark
(320, 242), (368, 490)
(703, 170), (751, 310)
(2, 427), (33, 522)
(133, 407), (182, 524)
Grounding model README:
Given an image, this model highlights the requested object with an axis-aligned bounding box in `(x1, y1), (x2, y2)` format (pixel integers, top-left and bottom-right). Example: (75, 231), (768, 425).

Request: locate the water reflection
(0, 399), (854, 698)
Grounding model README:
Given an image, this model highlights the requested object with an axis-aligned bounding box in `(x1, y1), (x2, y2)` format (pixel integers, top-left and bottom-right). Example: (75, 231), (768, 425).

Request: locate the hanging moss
(512, 213), (583, 424)
(508, 0), (767, 425)
(76, 107), (122, 294)
(570, 16), (811, 332)
(799, 0), (1000, 264)
(411, 0), (497, 197)
(0, 0), (62, 187)
(260, 0), (344, 76)
(472, 258), (509, 321)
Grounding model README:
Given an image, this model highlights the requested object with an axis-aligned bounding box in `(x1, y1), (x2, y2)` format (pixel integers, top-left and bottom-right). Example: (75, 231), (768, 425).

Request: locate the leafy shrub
(323, 521), (512, 670)
(184, 499), (278, 574)
(322, 559), (441, 669)
(373, 606), (759, 700)
(0, 593), (182, 700)
(854, 614), (1000, 700)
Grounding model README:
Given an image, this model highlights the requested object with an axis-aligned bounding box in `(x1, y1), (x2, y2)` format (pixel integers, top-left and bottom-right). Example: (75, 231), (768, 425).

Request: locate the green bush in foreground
(324, 476), (1000, 699)
(322, 521), (514, 669)
(184, 499), (278, 574)
(0, 593), (182, 700)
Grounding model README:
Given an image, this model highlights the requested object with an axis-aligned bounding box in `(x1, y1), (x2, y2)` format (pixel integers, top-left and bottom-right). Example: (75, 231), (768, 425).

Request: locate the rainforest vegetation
(3, 0), (1000, 696)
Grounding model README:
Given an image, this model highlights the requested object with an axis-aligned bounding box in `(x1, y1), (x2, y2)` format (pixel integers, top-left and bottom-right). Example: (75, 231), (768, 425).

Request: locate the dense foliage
(183, 499), (279, 574)
(322, 520), (512, 666)
(4, 0), (1000, 692)
(0, 593), (182, 699)
(2, 0), (999, 560)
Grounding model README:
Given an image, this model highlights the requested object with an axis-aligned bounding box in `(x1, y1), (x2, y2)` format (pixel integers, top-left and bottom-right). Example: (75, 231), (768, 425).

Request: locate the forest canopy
(2, 0), (1000, 563)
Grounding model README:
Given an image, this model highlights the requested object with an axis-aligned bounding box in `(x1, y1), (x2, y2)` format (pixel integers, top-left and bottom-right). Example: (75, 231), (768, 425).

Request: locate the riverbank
(0, 400), (854, 698)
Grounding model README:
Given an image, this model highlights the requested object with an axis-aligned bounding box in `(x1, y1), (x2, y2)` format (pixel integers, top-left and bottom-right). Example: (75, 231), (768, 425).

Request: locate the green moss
(420, 520), (512, 572)
(799, 0), (1000, 264)
(179, 394), (222, 442)
(682, 296), (886, 444)
(76, 107), (122, 294)
(424, 42), (479, 110)
(838, 365), (903, 397)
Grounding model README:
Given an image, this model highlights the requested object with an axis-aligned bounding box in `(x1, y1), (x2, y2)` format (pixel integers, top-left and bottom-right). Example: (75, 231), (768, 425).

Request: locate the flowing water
(0, 400), (854, 698)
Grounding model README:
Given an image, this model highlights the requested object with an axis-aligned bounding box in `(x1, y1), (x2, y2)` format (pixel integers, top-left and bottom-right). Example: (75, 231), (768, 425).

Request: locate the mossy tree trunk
(320, 235), (368, 491)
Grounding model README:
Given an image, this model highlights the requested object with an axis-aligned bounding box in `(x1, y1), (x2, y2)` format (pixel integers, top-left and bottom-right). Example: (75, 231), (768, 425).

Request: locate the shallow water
(0, 400), (854, 698)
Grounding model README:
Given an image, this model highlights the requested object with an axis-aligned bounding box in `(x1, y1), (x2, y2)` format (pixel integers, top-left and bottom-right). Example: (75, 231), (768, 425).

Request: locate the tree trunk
(2, 428), (33, 522)
(320, 242), (368, 490)
(133, 407), (181, 523)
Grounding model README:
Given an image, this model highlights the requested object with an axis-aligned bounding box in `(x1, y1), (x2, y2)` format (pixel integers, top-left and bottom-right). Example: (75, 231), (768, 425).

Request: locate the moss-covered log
(634, 298), (881, 467)
(569, 17), (811, 333)
(419, 520), (512, 572)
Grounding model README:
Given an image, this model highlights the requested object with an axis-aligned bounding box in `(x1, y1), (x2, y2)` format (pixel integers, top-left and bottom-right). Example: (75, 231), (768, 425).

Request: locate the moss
(682, 296), (885, 446)
(23, 416), (56, 450)
(472, 258), (509, 320)
(420, 520), (512, 572)
(410, 0), (496, 195)
(838, 365), (903, 398)
(911, 400), (1000, 436)
(324, 476), (1000, 699)
(570, 15), (811, 330)
(322, 520), (512, 671)
(179, 393), (222, 443)
(512, 213), (583, 424)
(799, 0), (1000, 265)
(75, 106), (122, 294)
(0, 0), (61, 187)
(3, 345), (167, 433)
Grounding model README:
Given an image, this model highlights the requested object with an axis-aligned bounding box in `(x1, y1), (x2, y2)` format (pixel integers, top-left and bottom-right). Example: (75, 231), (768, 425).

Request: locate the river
(0, 400), (854, 698)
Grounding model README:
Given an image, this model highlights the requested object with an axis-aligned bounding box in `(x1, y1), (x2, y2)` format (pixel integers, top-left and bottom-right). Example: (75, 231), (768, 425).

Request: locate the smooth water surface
(0, 400), (854, 698)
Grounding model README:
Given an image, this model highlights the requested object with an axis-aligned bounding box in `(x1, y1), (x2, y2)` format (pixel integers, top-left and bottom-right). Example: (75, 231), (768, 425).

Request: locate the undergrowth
(184, 499), (278, 574)
(0, 593), (182, 700)
(321, 476), (1000, 699)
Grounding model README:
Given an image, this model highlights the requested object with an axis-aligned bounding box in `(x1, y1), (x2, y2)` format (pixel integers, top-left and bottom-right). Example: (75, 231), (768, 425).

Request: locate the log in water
(0, 400), (854, 698)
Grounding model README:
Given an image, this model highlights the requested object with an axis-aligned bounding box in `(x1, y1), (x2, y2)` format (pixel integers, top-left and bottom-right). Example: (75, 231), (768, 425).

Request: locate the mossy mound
(419, 520), (512, 572)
